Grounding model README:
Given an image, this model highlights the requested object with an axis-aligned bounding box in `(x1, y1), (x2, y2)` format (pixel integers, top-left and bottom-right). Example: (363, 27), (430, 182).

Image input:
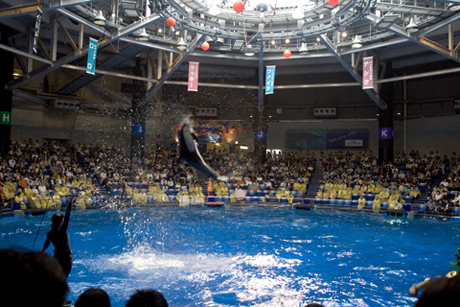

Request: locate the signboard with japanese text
(265, 65), (276, 94)
(362, 56), (374, 89)
(86, 37), (98, 75)
(188, 61), (199, 91)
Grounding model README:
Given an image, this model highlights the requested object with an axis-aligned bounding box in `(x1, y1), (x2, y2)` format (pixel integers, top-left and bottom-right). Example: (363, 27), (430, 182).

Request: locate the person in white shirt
(452, 191), (460, 206)
(440, 179), (449, 188)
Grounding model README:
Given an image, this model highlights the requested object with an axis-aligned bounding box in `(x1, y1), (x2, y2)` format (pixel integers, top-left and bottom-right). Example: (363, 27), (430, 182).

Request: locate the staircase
(412, 189), (428, 210)
(197, 172), (211, 196)
(305, 168), (324, 199)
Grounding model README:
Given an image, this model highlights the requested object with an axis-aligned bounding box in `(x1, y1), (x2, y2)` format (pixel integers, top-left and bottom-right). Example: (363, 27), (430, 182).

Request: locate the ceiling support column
(254, 39), (267, 164)
(0, 26), (13, 156)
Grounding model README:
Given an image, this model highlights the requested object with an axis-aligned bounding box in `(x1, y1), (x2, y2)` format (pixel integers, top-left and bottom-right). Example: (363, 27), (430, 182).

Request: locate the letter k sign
(379, 127), (393, 140)
(381, 129), (387, 138)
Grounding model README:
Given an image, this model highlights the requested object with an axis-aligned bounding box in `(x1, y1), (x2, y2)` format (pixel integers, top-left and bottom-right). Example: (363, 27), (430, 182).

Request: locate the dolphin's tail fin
(196, 162), (219, 179)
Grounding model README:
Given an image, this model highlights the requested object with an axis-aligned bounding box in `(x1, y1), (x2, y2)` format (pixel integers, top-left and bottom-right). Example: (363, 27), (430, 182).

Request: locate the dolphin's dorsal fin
(192, 133), (198, 142)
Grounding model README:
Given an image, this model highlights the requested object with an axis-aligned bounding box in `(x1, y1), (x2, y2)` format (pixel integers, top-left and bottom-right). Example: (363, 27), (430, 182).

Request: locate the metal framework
(0, 0), (459, 110)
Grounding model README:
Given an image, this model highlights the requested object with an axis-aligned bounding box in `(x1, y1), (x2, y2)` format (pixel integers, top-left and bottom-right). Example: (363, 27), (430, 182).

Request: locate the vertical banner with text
(265, 65), (276, 94)
(188, 61), (199, 91)
(86, 37), (98, 75)
(362, 56), (373, 89)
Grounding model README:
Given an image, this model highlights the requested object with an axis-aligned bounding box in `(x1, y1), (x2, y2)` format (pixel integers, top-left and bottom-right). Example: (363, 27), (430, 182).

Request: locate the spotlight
(406, 17), (419, 33)
(137, 28), (149, 41)
(243, 44), (255, 56)
(94, 10), (106, 26)
(177, 37), (187, 51)
(351, 35), (362, 49)
(298, 42), (308, 54)
(448, 3), (460, 11)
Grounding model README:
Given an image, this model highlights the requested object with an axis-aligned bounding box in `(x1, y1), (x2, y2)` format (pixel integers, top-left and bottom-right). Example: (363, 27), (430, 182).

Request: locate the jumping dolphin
(179, 122), (219, 179)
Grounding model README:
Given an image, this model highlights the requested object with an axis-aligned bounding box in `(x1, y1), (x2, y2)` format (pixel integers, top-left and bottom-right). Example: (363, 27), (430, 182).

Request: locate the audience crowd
(0, 139), (316, 207)
(0, 139), (459, 213)
(315, 149), (460, 213)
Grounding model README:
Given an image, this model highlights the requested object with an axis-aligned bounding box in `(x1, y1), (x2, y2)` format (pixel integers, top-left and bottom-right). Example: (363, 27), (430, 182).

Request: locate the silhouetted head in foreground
(75, 288), (111, 307)
(0, 249), (69, 307)
(414, 273), (460, 307)
(126, 289), (168, 307)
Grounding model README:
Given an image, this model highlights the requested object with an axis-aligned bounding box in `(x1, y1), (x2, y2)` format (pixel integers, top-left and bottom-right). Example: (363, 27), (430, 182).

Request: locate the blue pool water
(1, 207), (459, 307)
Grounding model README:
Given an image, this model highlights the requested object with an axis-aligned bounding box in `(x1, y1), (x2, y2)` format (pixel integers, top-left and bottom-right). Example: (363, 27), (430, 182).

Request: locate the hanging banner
(362, 56), (373, 89)
(86, 37), (98, 75)
(188, 61), (199, 91)
(265, 65), (276, 94)
(32, 7), (43, 53)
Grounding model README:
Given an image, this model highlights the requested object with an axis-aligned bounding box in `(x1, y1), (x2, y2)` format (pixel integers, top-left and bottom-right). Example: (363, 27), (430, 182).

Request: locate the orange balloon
(283, 50), (291, 58)
(166, 17), (176, 27)
(233, 1), (245, 13)
(328, 0), (339, 6)
(201, 41), (210, 51)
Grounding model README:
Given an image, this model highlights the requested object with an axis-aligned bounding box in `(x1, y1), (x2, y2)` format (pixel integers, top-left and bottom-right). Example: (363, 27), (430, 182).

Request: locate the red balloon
(328, 0), (339, 6)
(233, 1), (245, 13)
(201, 41), (210, 51)
(283, 50), (291, 58)
(166, 17), (176, 27)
